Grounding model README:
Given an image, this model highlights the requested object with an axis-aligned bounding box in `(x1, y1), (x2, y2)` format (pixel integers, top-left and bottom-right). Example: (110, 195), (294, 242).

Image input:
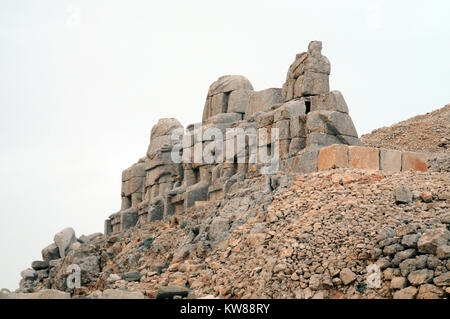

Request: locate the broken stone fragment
(393, 185), (413, 204)
(417, 228), (449, 254)
(41, 243), (60, 262)
(156, 285), (191, 299)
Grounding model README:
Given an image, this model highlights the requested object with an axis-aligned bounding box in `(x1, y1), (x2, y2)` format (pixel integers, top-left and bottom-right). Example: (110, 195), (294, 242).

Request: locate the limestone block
(185, 183), (209, 208)
(120, 208), (138, 231)
(278, 139), (291, 159)
(306, 111), (358, 137)
(280, 147), (319, 174)
(274, 99), (306, 122)
(121, 196), (131, 210)
(131, 192), (143, 208)
(290, 114), (307, 138)
(402, 151), (427, 172)
(299, 55), (331, 75)
(104, 219), (112, 237)
(294, 71), (329, 97)
(289, 137), (306, 156)
(380, 148), (402, 172)
(122, 163), (146, 182)
(282, 78), (295, 101)
(348, 146), (379, 170)
(306, 132), (362, 147)
(274, 119), (291, 140)
(311, 91), (349, 113)
(228, 89), (252, 113)
(148, 197), (164, 222)
(318, 144), (349, 171)
(210, 93), (228, 117)
(206, 112), (242, 124)
(245, 88), (284, 119)
(123, 177), (144, 196)
(207, 75), (253, 97)
(257, 111), (275, 128)
(202, 98), (211, 122)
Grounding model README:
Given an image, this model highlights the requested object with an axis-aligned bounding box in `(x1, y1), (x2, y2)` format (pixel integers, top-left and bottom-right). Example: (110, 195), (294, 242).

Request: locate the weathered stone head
(146, 118), (183, 159)
(203, 75), (253, 123)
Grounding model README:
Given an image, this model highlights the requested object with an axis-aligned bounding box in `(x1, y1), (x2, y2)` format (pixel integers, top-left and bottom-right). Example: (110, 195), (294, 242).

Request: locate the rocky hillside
(2, 103), (449, 299)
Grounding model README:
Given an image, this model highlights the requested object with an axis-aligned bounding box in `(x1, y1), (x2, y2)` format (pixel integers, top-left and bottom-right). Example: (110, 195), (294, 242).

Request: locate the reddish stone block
(402, 151), (427, 172)
(348, 146), (379, 170)
(318, 144), (349, 171)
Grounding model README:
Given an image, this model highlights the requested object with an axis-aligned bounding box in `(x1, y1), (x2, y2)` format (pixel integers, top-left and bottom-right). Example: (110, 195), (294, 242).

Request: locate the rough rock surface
(6, 41), (449, 299)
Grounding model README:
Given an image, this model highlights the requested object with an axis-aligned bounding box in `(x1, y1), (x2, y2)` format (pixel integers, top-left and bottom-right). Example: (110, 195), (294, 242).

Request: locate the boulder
(31, 261), (49, 271)
(433, 272), (450, 286)
(417, 228), (449, 254)
(393, 186), (413, 204)
(156, 285), (191, 299)
(416, 284), (444, 299)
(54, 227), (77, 258)
(20, 268), (36, 281)
(339, 268), (356, 285)
(436, 245), (450, 259)
(390, 277), (407, 289)
(41, 243), (60, 262)
(393, 286), (417, 299)
(407, 269), (434, 286)
(122, 271), (142, 282)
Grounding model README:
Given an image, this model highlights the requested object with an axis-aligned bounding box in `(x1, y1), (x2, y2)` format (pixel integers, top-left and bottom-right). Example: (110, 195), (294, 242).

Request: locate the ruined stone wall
(104, 41), (427, 236)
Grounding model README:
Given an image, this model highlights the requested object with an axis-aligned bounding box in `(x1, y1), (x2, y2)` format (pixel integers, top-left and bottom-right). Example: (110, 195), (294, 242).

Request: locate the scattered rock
(393, 286), (417, 299)
(339, 268), (356, 285)
(407, 269), (434, 286)
(393, 186), (412, 204)
(156, 285), (191, 299)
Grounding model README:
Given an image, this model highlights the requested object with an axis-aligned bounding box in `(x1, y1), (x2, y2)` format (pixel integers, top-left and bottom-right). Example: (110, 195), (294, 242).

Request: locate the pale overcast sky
(0, 0), (449, 290)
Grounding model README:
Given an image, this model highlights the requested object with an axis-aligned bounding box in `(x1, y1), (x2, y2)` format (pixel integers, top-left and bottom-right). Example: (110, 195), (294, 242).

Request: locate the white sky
(0, 0), (449, 290)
